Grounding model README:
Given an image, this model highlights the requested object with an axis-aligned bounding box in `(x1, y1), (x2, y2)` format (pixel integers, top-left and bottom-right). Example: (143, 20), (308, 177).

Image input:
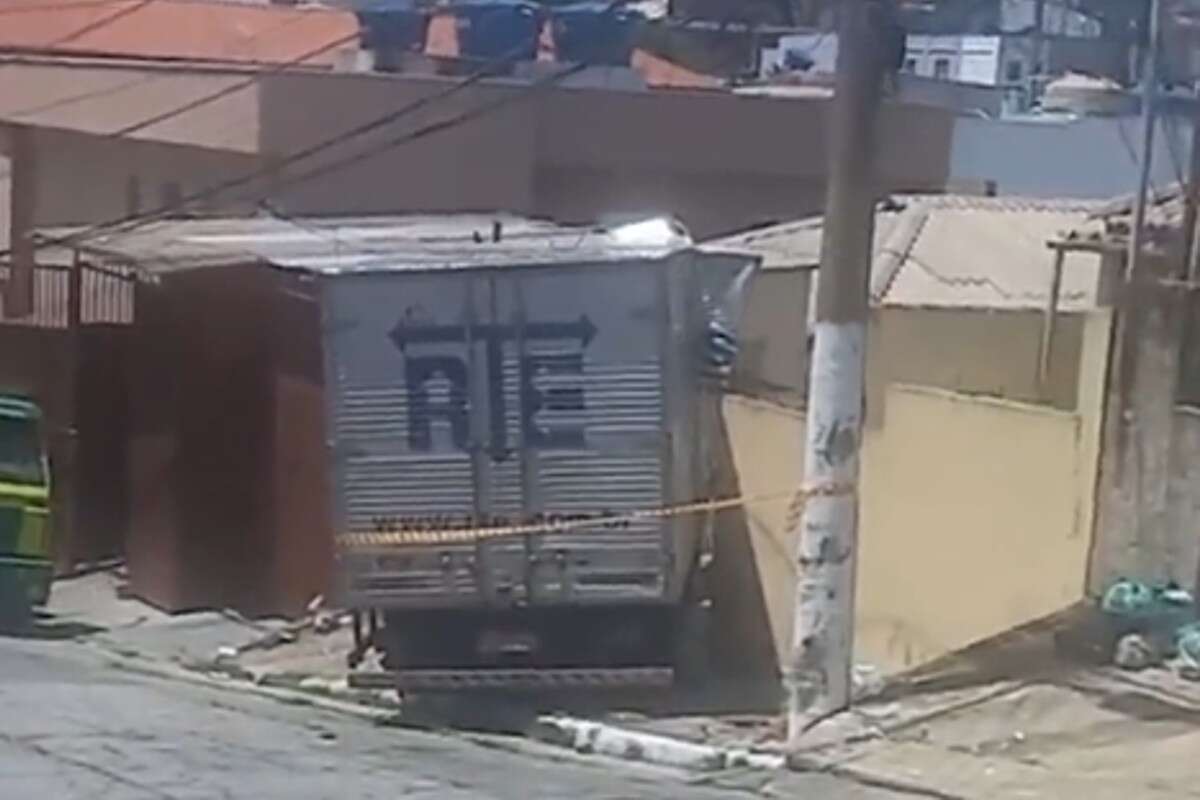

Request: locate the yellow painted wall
(855, 385), (1086, 671)
(721, 309), (1112, 676)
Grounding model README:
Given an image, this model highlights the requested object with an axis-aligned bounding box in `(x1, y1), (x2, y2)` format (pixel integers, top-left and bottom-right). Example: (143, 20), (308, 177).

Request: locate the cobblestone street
(0, 633), (898, 799)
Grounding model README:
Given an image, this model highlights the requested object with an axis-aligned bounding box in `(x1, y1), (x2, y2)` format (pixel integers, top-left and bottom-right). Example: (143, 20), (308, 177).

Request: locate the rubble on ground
(1101, 579), (1200, 680)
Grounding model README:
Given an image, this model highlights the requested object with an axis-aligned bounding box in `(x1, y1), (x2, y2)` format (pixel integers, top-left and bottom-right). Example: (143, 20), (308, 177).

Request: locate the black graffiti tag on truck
(389, 316), (597, 461)
(368, 510), (632, 534)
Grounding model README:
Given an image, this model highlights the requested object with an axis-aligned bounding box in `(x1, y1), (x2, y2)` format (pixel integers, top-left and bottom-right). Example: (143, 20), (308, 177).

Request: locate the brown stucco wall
(25, 127), (263, 227)
(257, 72), (954, 238)
(125, 267), (272, 612)
(125, 265), (330, 616)
(5, 65), (954, 261)
(0, 322), (132, 570)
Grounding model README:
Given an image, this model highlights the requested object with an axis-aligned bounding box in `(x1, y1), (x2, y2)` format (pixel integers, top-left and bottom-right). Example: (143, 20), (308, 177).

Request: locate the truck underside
(351, 586), (710, 693)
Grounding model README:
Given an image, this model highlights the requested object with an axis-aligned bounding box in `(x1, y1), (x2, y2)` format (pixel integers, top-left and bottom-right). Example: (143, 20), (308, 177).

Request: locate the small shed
(706, 193), (1110, 412)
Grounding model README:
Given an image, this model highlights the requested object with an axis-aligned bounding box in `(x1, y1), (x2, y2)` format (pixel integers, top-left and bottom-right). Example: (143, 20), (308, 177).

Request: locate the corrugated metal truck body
(315, 218), (756, 686)
(329, 257), (725, 609)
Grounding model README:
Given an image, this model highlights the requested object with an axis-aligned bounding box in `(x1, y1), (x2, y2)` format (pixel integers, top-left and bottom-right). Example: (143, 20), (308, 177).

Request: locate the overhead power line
(275, 63), (589, 195)
(0, 21), (356, 124)
(0, 0), (159, 180)
(39, 0), (158, 47)
(72, 54), (537, 238)
(111, 31), (362, 137)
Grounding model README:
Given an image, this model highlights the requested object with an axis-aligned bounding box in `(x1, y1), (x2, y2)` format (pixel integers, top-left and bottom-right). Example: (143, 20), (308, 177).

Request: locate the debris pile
(1102, 579), (1200, 679)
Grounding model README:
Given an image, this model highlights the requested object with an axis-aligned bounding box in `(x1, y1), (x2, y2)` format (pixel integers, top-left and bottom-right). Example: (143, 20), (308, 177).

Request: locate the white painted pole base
(786, 319), (866, 745)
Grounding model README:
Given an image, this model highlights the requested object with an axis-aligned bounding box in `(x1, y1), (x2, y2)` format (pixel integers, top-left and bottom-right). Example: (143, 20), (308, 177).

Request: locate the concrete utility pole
(786, 0), (890, 743)
(1182, 94), (1200, 280)
(1126, 0), (1162, 282)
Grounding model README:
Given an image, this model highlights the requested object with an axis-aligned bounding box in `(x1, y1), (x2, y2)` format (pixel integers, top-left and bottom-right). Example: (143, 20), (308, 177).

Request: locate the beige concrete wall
(730, 302), (1087, 416)
(721, 310), (1112, 676)
(870, 307), (1085, 415)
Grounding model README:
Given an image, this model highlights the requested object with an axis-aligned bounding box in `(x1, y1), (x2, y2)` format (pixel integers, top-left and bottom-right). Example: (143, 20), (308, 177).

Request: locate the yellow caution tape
(337, 483), (854, 549)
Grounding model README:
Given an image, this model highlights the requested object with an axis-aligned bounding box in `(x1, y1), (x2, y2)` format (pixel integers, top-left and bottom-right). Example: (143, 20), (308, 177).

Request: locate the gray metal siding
(326, 264), (679, 609)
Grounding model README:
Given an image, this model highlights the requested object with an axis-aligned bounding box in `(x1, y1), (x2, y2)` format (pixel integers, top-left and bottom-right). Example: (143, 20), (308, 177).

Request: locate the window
(0, 416), (44, 486)
(933, 57), (951, 80)
(1005, 59), (1024, 83)
(904, 57), (917, 73)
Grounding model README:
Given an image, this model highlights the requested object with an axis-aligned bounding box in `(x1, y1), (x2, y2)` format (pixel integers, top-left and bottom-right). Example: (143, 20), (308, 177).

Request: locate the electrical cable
(0, 7), (358, 123)
(111, 31), (361, 137)
(37, 0), (158, 48)
(26, 1), (629, 253)
(270, 61), (590, 196)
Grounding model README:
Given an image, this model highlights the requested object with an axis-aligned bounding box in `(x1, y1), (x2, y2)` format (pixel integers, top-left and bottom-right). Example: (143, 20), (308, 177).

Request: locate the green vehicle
(0, 395), (51, 629)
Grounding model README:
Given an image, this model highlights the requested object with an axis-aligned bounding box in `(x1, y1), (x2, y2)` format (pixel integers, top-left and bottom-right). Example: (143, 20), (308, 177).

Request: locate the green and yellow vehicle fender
(0, 395), (52, 629)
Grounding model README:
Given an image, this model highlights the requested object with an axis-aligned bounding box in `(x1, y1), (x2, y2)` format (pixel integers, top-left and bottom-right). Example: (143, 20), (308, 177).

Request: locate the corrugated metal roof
(1085, 181), (1189, 257)
(704, 194), (1107, 311)
(37, 214), (706, 275)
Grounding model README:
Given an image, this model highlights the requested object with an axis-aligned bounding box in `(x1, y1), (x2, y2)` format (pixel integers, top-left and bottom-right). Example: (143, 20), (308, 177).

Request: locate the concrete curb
(98, 639), (786, 773)
(92, 639), (959, 798)
(92, 642), (404, 724)
(530, 715), (785, 772)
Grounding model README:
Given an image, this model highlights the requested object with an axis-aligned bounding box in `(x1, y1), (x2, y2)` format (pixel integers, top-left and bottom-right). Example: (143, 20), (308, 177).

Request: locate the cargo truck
(319, 217), (757, 691)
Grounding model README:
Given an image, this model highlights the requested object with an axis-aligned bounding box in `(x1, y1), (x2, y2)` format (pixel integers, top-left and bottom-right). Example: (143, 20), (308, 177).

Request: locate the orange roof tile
(0, 0), (359, 66)
(630, 48), (722, 89)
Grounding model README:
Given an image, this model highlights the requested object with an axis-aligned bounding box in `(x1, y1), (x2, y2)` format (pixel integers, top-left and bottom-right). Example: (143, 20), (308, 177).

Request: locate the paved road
(0, 634), (898, 800)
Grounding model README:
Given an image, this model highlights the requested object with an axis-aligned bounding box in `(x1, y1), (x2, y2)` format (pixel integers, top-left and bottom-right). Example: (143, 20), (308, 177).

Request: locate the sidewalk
(42, 571), (1200, 799)
(47, 571), (377, 692)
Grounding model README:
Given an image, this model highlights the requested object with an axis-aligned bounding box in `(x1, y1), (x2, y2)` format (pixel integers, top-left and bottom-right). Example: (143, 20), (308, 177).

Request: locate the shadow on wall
(704, 402), (786, 695)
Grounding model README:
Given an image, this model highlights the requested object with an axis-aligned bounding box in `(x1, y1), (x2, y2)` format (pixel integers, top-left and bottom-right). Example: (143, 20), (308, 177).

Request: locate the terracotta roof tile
(630, 48), (721, 89)
(0, 0), (359, 66)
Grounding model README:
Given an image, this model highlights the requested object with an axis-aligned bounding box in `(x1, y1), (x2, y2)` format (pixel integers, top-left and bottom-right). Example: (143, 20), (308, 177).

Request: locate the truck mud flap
(349, 666), (674, 691)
